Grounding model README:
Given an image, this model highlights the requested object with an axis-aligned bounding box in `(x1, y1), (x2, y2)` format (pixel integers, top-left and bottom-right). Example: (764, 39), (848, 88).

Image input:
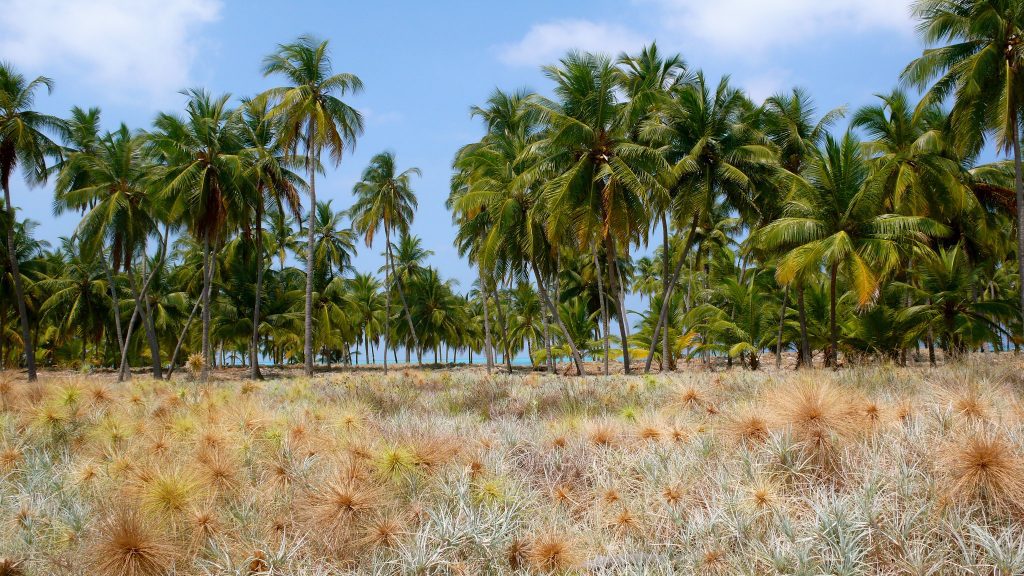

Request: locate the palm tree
(901, 244), (1016, 359)
(349, 151), (420, 373)
(762, 88), (844, 367)
(640, 73), (776, 372)
(261, 35), (364, 376)
(903, 0), (1024, 324)
(0, 215), (48, 369)
(759, 132), (947, 367)
(238, 97), (304, 379)
(0, 62), (64, 381)
(345, 272), (383, 365)
(38, 236), (109, 365)
(148, 89), (243, 380)
(451, 89), (588, 375)
(618, 44), (689, 370)
(534, 51), (665, 374)
(56, 124), (166, 379)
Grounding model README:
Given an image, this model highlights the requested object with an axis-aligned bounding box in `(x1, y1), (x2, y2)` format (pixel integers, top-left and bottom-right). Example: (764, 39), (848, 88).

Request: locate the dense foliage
(4, 1), (1024, 379)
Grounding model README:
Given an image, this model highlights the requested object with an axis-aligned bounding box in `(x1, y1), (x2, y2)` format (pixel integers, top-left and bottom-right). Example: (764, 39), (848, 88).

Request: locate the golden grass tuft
(357, 513), (405, 550)
(772, 379), (863, 470)
(139, 468), (199, 516)
(526, 532), (581, 574)
(300, 475), (387, 550)
(87, 508), (177, 576)
(721, 403), (770, 446)
(938, 427), (1024, 515)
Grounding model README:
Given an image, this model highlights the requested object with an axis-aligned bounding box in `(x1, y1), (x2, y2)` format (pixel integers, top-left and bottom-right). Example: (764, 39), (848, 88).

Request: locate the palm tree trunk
(531, 261), (586, 376)
(592, 246), (610, 376)
(388, 241), (421, 365)
(165, 272), (205, 379)
(100, 249), (124, 358)
(828, 263), (838, 369)
(797, 283), (810, 368)
(383, 228), (393, 376)
(660, 212), (672, 371)
(492, 283), (513, 374)
(644, 213), (699, 373)
(1011, 103), (1024, 323)
(303, 145), (317, 376)
(775, 287), (788, 369)
(605, 236), (630, 374)
(250, 201), (265, 380)
(543, 311), (553, 373)
(117, 304), (140, 382)
(138, 248), (162, 379)
(201, 236), (212, 381)
(481, 264), (493, 373)
(2, 179), (36, 381)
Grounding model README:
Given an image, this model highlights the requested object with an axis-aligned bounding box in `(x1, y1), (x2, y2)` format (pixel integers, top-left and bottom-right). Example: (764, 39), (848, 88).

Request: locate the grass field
(2, 361), (1024, 575)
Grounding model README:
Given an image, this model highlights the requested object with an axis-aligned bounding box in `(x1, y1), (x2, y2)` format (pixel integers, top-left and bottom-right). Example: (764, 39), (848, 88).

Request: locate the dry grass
(2, 359), (1024, 574)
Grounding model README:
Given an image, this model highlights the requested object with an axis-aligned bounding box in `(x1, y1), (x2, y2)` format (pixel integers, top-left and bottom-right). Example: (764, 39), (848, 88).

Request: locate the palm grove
(3, 1), (1024, 381)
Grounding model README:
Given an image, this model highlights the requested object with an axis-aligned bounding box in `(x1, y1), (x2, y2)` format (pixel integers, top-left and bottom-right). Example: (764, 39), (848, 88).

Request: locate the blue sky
(2, 0), (927, 292)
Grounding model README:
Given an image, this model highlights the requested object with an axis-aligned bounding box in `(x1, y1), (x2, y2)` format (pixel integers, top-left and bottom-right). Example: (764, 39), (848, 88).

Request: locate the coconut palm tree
(451, 89), (588, 375)
(349, 151), (420, 373)
(759, 131), (947, 367)
(238, 97), (304, 379)
(0, 62), (64, 381)
(640, 73), (776, 372)
(148, 88), (244, 380)
(761, 88), (845, 367)
(261, 35), (364, 375)
(533, 51), (666, 374)
(903, 0), (1024, 323)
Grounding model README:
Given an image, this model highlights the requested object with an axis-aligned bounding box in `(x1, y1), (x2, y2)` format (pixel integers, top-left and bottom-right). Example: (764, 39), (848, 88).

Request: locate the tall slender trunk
(828, 264), (838, 369)
(2, 176), (36, 381)
(117, 230), (170, 381)
(0, 305), (6, 370)
(383, 228), (393, 376)
(101, 249), (124, 358)
(605, 236), (630, 374)
(593, 246), (610, 376)
(660, 212), (672, 371)
(165, 277), (205, 379)
(543, 310), (553, 374)
(1011, 100), (1024, 323)
(492, 283), (513, 374)
(927, 306), (936, 367)
(797, 284), (810, 368)
(644, 213), (699, 373)
(117, 305), (140, 382)
(201, 236), (212, 381)
(249, 200), (265, 379)
(775, 287), (788, 369)
(139, 246), (162, 379)
(481, 267), (493, 374)
(303, 144), (317, 376)
(389, 242), (421, 365)
(531, 261), (586, 376)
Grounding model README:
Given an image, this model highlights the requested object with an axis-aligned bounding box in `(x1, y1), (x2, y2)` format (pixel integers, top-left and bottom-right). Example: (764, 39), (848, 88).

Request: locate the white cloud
(497, 20), (647, 67)
(0, 0), (221, 102)
(645, 0), (914, 55)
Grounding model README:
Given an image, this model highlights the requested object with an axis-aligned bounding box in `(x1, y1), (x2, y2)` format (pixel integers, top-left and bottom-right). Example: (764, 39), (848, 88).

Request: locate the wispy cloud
(0, 0), (222, 103)
(496, 19), (647, 67)
(644, 0), (914, 56)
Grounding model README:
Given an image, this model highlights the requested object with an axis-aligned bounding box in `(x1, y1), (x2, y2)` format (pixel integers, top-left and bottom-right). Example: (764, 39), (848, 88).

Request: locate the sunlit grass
(1, 360), (1023, 574)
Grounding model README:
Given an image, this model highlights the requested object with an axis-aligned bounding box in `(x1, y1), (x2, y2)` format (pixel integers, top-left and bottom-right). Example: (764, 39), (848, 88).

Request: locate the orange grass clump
(88, 508), (177, 576)
(526, 532), (581, 574)
(938, 427), (1024, 515)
